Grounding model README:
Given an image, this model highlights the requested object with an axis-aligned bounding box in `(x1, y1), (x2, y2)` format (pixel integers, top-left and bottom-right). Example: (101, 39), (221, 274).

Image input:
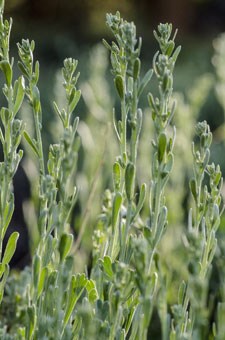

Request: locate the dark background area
(5, 0), (225, 93)
(5, 0), (225, 110)
(5, 0), (225, 38)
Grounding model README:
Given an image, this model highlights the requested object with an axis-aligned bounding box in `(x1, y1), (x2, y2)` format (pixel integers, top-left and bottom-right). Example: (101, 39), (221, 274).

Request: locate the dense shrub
(0, 1), (225, 339)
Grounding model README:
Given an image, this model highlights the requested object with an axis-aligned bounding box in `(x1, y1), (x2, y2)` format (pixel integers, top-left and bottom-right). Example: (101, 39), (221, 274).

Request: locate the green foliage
(0, 3), (224, 340)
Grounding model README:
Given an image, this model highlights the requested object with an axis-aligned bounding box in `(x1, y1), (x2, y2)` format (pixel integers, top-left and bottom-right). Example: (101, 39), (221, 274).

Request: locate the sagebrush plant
(0, 0), (24, 308)
(0, 1), (224, 339)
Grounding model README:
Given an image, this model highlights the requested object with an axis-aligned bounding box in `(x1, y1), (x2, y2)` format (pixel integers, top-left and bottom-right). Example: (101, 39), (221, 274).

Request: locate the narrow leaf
(113, 109), (121, 141)
(72, 116), (79, 133)
(53, 101), (64, 125)
(23, 131), (39, 157)
(69, 89), (81, 114)
(33, 254), (41, 289)
(59, 233), (74, 262)
(165, 40), (175, 57)
(2, 232), (19, 266)
(158, 133), (167, 163)
(189, 178), (197, 202)
(32, 85), (41, 113)
(37, 267), (48, 298)
(171, 45), (181, 64)
(26, 305), (37, 340)
(13, 76), (25, 115)
(34, 60), (40, 83)
(125, 162), (135, 201)
(112, 192), (122, 230)
(113, 162), (121, 191)
(114, 75), (124, 99)
(102, 38), (112, 51)
(178, 281), (186, 305)
(18, 61), (29, 78)
(0, 60), (12, 86)
(138, 69), (153, 97)
(133, 58), (141, 80)
(136, 108), (143, 137)
(133, 183), (146, 221)
(154, 206), (167, 245)
(2, 195), (14, 238)
(0, 265), (9, 305)
(163, 153), (174, 175)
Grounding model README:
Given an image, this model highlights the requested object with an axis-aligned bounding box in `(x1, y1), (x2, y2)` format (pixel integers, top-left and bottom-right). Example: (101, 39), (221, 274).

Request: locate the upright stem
(120, 201), (132, 262)
(130, 80), (138, 164)
(152, 175), (162, 239)
(121, 83), (127, 158)
(34, 112), (45, 178)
